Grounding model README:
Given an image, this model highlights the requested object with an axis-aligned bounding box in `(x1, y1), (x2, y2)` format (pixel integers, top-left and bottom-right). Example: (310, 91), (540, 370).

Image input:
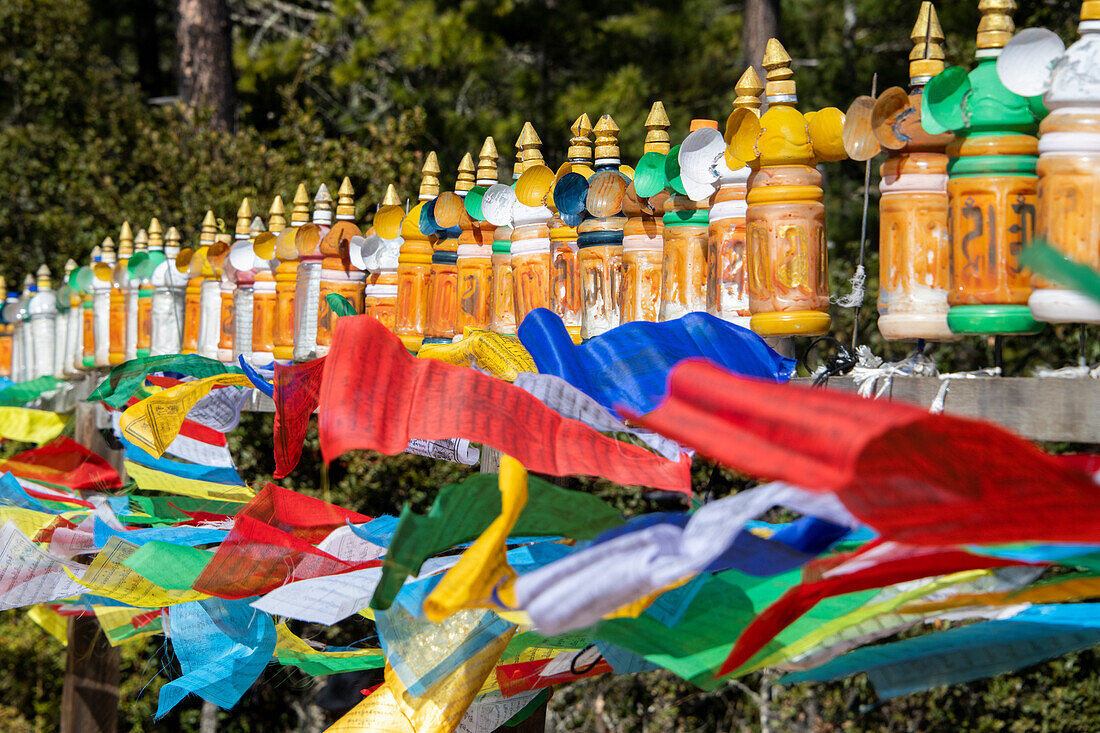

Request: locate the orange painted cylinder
(108, 290), (126, 365)
(81, 299), (95, 366)
(550, 221), (582, 336)
(511, 222), (551, 325)
(947, 177), (1036, 307)
(318, 271), (366, 347)
(136, 288), (153, 355)
(424, 257), (459, 341)
(273, 262), (296, 362)
(621, 235), (663, 323)
(252, 285), (276, 357)
(456, 224), (493, 333)
(707, 186), (750, 324)
(746, 165), (830, 336)
(659, 203), (709, 321)
(394, 244), (432, 351)
(0, 330), (10, 378)
(365, 272), (398, 332)
(489, 228), (516, 335)
(218, 288), (235, 357)
(577, 216), (625, 339)
(877, 153), (953, 340)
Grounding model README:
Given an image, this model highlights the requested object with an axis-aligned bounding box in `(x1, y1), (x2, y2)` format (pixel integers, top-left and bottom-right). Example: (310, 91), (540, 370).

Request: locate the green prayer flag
(275, 649), (386, 676)
(122, 541), (213, 590)
(88, 354), (243, 409)
(0, 376), (58, 407)
(370, 474), (624, 611)
(1019, 240), (1100, 305)
(129, 495), (247, 522)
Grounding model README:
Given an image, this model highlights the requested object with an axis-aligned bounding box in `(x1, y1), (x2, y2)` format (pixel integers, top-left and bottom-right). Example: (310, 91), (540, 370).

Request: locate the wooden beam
(801, 375), (1100, 443)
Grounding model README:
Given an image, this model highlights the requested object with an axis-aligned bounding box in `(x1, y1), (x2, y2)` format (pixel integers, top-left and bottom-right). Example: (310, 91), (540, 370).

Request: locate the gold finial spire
(336, 177), (356, 220)
(236, 198), (253, 237)
(36, 264), (51, 288)
(419, 152), (441, 199)
(456, 153), (476, 193)
(734, 67), (765, 114)
(133, 228), (148, 252)
(516, 122), (544, 171)
(64, 259), (77, 277)
(477, 137), (498, 184)
(101, 236), (116, 264)
(268, 195), (287, 234)
(22, 273), (34, 291)
(291, 183), (310, 224)
(643, 103), (671, 155)
(382, 184), (401, 207)
(762, 39), (796, 100)
(593, 114), (620, 161)
(148, 218), (163, 250)
(118, 221), (134, 258)
(567, 114), (594, 162)
(249, 216), (265, 237)
(201, 210), (218, 245)
(976, 0), (1015, 51)
(165, 227), (181, 252)
(910, 2), (946, 80)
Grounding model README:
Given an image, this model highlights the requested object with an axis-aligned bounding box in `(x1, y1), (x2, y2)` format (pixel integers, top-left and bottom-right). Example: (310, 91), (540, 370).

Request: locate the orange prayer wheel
(510, 220), (552, 324)
(621, 188), (663, 324)
(660, 195), (709, 321)
(395, 154), (440, 352)
(489, 225), (517, 335)
(424, 185), (467, 343)
(550, 218), (583, 335)
(456, 224), (494, 333)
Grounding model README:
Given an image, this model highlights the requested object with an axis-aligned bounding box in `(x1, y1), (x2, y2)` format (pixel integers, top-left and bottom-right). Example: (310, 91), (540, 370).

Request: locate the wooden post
(61, 377), (121, 733)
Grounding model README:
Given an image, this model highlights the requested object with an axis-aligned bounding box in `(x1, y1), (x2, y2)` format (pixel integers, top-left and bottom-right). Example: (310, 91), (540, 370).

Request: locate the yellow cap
(35, 264), (51, 289)
(1084, 0), (1100, 21)
(337, 177), (356, 219)
(201, 210), (218, 245)
(118, 221), (134, 258)
(644, 102), (671, 155)
(419, 152), (441, 199)
(236, 198), (253, 237)
(477, 137), (499, 184)
(456, 153), (476, 193)
(594, 114), (620, 160)
(568, 114), (594, 161)
(763, 39), (796, 100)
(734, 67), (764, 114)
(976, 0), (1015, 51)
(291, 183), (310, 224)
(910, 3), (946, 79)
(268, 195), (287, 234)
(165, 226), (181, 251)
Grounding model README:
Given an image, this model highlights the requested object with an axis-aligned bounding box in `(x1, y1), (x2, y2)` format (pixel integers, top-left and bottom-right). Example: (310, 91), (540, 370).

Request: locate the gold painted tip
(236, 198), (253, 236)
(910, 2), (946, 78)
(202, 210), (218, 228)
(119, 221), (133, 244)
(422, 151), (441, 176)
(645, 101), (670, 128)
(236, 198), (252, 220)
(269, 195), (285, 216)
(101, 236), (115, 254)
(976, 0), (1015, 51)
(64, 258), (78, 275)
(478, 137), (499, 182)
(293, 182), (310, 206)
(517, 121), (542, 148)
(1084, 0), (1100, 21)
(762, 38), (796, 99)
(594, 114), (620, 160)
(763, 38), (792, 69)
(456, 153), (477, 193)
(571, 113), (593, 137)
(133, 228), (148, 251)
(23, 273), (34, 289)
(734, 67), (765, 104)
(643, 102), (671, 155)
(148, 217), (162, 236)
(166, 227), (181, 246)
(91, 245), (102, 259)
(148, 220), (164, 249)
(382, 184), (401, 207)
(420, 152), (442, 198)
(336, 177), (355, 218)
(36, 264), (51, 285)
(313, 183), (332, 209)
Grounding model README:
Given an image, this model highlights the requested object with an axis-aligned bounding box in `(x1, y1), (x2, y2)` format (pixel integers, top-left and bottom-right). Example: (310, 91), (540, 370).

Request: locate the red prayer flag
(273, 358), (326, 478)
(319, 316), (691, 492)
(2, 436), (121, 491)
(238, 483), (370, 544)
(633, 361), (1100, 545)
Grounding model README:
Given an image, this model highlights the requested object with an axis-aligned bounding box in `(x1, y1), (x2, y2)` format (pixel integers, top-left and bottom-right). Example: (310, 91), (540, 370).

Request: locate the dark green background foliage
(1, 0), (1098, 730)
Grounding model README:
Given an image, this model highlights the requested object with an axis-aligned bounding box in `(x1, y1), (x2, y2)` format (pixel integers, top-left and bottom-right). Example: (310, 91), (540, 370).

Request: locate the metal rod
(850, 72), (878, 351)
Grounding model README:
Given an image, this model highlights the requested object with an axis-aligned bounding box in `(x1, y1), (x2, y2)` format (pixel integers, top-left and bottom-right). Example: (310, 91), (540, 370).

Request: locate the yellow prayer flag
(67, 537), (208, 608)
(417, 330), (535, 382)
(423, 456), (528, 622)
(125, 461), (255, 502)
(120, 373), (253, 458)
(0, 407), (67, 445)
(28, 604), (68, 645)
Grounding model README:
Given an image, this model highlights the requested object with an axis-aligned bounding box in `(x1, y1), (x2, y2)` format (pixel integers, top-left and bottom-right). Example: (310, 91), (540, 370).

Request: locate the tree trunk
(742, 0), (781, 80)
(176, 0), (236, 132)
